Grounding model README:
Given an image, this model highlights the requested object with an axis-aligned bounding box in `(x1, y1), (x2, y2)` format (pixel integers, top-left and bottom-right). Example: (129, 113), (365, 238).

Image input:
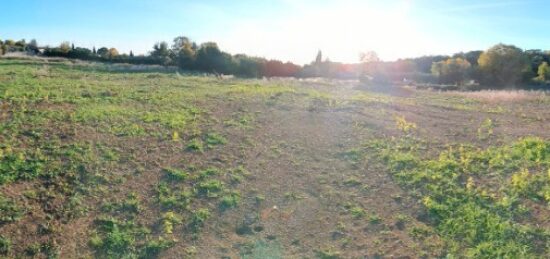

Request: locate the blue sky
(1, 0), (549, 64)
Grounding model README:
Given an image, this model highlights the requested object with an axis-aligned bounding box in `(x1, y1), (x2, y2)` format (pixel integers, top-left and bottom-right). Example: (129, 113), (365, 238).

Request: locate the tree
(315, 50), (322, 64)
(453, 50), (483, 66)
(27, 39), (38, 54)
(171, 36), (196, 69)
(359, 51), (380, 63)
(152, 41), (171, 65)
(68, 47), (92, 59)
(108, 48), (119, 58)
(195, 42), (233, 73)
(129, 50), (134, 57)
(172, 36), (192, 51)
(14, 39), (26, 48)
(152, 42), (170, 57)
(431, 58), (471, 85)
(232, 54), (262, 78)
(97, 47), (109, 58)
(478, 44), (530, 87)
(59, 41), (71, 54)
(359, 51), (382, 80)
(537, 62), (550, 81)
(409, 55), (449, 73)
(4, 40), (15, 47)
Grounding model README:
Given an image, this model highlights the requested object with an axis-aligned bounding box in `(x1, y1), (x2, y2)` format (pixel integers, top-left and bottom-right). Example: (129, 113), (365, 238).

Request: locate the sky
(1, 0), (549, 64)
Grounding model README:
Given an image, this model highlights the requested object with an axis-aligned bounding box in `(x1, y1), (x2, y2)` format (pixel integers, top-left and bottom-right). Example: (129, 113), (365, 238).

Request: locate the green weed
(189, 209), (210, 232)
(186, 138), (204, 152)
(197, 180), (225, 198)
(477, 118), (494, 140)
(162, 167), (189, 182)
(316, 247), (341, 259)
(0, 236), (11, 256)
(161, 211), (182, 234)
(205, 132), (227, 147)
(364, 136), (550, 257)
(219, 192), (241, 211)
(157, 183), (192, 211)
(0, 195), (23, 223)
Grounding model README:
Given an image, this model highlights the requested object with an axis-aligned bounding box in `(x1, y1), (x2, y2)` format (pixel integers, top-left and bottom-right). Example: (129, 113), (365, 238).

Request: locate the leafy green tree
(152, 42), (169, 57)
(195, 42), (233, 74)
(478, 44), (530, 87)
(537, 62), (550, 81)
(152, 41), (171, 65)
(431, 58), (471, 85)
(97, 47), (109, 58)
(2, 39), (20, 53)
(68, 47), (92, 59)
(233, 54), (262, 78)
(14, 40), (26, 48)
(26, 39), (38, 54)
(525, 49), (550, 75)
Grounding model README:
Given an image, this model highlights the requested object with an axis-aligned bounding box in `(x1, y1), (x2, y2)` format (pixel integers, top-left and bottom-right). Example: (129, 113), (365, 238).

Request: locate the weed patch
(363, 136), (550, 257)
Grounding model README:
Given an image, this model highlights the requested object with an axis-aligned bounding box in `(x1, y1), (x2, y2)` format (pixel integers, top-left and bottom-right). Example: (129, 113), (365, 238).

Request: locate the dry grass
(448, 89), (548, 102)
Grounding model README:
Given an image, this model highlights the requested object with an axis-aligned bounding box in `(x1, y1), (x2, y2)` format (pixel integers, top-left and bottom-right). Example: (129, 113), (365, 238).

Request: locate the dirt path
(189, 91), (437, 258)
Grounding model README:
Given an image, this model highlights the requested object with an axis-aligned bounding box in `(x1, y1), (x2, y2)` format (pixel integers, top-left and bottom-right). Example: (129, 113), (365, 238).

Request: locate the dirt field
(0, 58), (548, 258)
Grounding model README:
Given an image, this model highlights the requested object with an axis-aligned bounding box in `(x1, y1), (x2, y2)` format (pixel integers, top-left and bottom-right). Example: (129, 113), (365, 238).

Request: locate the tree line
(0, 37), (301, 78)
(1, 37), (549, 89)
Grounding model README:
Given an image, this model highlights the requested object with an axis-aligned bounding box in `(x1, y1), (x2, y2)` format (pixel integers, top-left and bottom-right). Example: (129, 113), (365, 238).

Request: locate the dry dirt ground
(0, 58), (549, 258)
